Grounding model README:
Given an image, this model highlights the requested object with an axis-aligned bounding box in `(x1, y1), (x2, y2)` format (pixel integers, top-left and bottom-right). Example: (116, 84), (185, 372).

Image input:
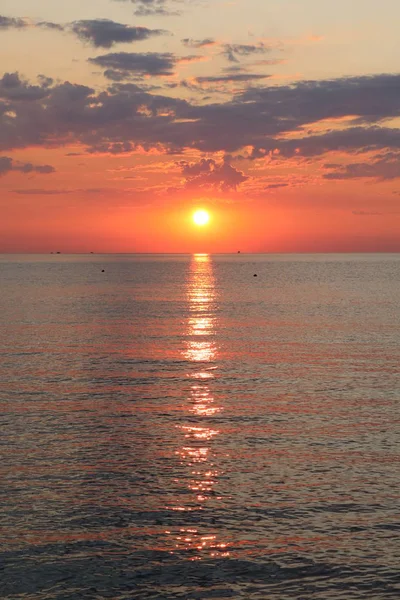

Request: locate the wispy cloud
(222, 43), (273, 63)
(182, 38), (216, 48)
(113, 0), (183, 17)
(0, 156), (55, 176)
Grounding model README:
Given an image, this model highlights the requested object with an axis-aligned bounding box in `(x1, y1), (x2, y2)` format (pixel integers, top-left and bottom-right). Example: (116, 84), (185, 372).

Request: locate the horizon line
(1, 251), (400, 256)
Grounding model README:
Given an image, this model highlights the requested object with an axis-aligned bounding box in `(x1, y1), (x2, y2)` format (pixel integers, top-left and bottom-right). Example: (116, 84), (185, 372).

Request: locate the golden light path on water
(169, 254), (229, 558)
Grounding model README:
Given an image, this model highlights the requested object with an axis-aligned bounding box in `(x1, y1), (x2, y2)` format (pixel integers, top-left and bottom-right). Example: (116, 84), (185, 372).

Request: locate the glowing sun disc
(193, 209), (210, 226)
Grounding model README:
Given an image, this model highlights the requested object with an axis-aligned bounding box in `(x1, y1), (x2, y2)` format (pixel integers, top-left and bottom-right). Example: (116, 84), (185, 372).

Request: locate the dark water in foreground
(1, 253), (399, 599)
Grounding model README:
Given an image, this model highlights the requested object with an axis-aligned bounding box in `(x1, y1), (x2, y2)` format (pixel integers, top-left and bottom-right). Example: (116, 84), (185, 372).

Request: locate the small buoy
(102, 269), (105, 272)
(253, 274), (257, 277)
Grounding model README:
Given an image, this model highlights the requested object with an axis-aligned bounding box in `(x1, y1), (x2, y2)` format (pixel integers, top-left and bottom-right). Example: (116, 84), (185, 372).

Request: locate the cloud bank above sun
(1, 0), (400, 252)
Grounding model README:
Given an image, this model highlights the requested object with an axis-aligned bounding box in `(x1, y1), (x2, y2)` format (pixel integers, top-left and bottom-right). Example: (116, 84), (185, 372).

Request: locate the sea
(1, 253), (399, 600)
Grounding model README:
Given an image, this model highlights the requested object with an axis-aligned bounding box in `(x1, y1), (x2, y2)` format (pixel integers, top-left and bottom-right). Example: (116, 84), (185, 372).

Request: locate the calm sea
(1, 254), (399, 599)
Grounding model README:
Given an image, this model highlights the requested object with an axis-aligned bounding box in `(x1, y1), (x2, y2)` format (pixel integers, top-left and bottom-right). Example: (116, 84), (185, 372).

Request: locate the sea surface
(1, 253), (399, 599)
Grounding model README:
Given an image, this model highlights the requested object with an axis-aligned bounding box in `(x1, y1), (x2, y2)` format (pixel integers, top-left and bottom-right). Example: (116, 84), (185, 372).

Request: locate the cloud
(0, 15), (63, 33)
(2, 15), (169, 48)
(242, 74), (400, 125)
(195, 73), (271, 84)
(113, 0), (182, 17)
(70, 19), (167, 48)
(89, 52), (177, 77)
(86, 141), (135, 154)
(177, 157), (248, 191)
(182, 38), (215, 48)
(222, 43), (273, 63)
(323, 153), (400, 181)
(2, 71), (400, 166)
(12, 188), (72, 195)
(0, 15), (27, 29)
(37, 21), (65, 32)
(272, 127), (400, 160)
(0, 156), (55, 176)
(0, 156), (13, 174)
(0, 72), (53, 101)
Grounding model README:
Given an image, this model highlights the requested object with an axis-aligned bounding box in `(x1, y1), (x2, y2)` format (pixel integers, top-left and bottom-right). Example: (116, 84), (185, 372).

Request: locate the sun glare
(193, 209), (210, 226)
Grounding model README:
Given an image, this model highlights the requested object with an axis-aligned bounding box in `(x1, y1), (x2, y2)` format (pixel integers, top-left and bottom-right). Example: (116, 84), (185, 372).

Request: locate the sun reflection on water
(168, 254), (229, 558)
(185, 255), (221, 420)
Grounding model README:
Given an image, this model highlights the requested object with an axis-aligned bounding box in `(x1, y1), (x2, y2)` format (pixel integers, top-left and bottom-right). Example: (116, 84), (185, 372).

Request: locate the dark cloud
(179, 158), (215, 177)
(86, 141), (134, 154)
(0, 156), (13, 174)
(89, 52), (177, 77)
(0, 15), (27, 29)
(223, 43), (272, 63)
(2, 16), (167, 47)
(242, 74), (400, 125)
(114, 0), (182, 17)
(177, 157), (248, 191)
(182, 38), (215, 48)
(0, 72), (52, 101)
(0, 156), (55, 176)
(102, 69), (127, 82)
(323, 153), (400, 181)
(38, 75), (54, 87)
(70, 19), (167, 48)
(0, 77), (97, 150)
(2, 71), (400, 166)
(277, 127), (400, 159)
(2, 15), (169, 47)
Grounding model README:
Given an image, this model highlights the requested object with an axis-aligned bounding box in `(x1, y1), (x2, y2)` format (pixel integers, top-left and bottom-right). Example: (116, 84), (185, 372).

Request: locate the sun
(193, 209), (210, 226)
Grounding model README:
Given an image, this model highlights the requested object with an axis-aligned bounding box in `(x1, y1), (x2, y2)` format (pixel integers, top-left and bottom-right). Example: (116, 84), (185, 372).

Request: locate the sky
(1, 0), (400, 252)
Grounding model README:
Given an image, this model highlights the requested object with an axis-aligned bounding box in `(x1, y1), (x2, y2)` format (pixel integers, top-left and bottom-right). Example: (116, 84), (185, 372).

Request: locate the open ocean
(1, 253), (399, 600)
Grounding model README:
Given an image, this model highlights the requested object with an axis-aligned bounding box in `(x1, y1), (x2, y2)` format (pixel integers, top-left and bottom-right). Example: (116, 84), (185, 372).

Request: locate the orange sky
(1, 0), (400, 252)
